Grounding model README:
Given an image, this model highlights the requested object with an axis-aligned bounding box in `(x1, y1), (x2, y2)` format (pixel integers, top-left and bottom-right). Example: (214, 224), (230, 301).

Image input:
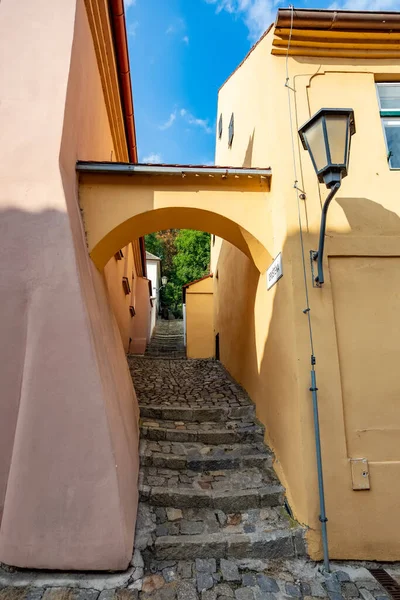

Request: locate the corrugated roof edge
(218, 23), (274, 93)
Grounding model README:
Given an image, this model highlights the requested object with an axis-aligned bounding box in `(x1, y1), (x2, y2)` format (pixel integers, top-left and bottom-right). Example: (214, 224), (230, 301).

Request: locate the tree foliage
(144, 229), (211, 315)
(174, 230), (211, 284)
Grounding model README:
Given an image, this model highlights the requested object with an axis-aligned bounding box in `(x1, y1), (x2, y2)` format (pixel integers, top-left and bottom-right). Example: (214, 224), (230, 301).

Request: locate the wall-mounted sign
(267, 253), (283, 290)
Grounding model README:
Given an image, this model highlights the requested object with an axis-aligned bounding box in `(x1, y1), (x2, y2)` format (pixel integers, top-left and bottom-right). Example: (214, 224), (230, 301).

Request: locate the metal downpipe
(310, 369), (330, 572)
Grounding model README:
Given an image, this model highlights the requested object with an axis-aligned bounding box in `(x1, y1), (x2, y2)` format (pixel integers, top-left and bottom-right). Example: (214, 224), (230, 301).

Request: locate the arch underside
(90, 207), (272, 274)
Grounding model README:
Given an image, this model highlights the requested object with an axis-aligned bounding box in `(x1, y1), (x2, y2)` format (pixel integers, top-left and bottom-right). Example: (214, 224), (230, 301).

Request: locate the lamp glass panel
(325, 115), (348, 165)
(303, 117), (327, 172)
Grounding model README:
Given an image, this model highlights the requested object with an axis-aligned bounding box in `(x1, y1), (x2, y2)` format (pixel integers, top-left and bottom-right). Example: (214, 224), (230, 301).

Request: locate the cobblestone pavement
(1, 325), (399, 599)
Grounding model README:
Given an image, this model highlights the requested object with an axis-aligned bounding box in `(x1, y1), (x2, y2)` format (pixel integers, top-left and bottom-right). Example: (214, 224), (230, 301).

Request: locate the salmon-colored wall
(131, 277), (152, 354)
(104, 243), (151, 354)
(0, 0), (139, 570)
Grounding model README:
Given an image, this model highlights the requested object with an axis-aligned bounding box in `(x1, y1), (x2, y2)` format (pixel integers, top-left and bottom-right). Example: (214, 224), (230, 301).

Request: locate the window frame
(218, 114), (223, 139)
(376, 82), (400, 169)
(228, 113), (234, 148)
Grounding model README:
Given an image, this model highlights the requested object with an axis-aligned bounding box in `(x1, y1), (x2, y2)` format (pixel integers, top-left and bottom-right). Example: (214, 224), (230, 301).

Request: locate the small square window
(382, 119), (400, 168)
(122, 276), (131, 295)
(377, 83), (400, 168)
(377, 83), (400, 111)
(228, 113), (234, 147)
(218, 114), (223, 139)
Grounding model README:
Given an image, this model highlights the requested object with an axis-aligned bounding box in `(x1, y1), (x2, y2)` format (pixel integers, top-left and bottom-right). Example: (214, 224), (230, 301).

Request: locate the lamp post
(299, 108), (356, 286)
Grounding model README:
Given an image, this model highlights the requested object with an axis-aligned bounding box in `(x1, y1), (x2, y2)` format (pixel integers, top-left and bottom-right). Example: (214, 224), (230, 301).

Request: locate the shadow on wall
(335, 197), (400, 235)
(215, 195), (400, 561)
(242, 129), (255, 168)
(0, 207), (139, 570)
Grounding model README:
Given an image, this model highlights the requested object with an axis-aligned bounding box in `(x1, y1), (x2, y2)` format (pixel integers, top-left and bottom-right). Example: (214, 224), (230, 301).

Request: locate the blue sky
(124, 0), (397, 165)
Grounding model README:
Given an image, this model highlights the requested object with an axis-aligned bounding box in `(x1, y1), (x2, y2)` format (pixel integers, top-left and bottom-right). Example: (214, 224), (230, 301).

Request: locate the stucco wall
(0, 0), (139, 570)
(213, 29), (400, 560)
(131, 277), (152, 354)
(186, 277), (214, 359)
(104, 243), (150, 354)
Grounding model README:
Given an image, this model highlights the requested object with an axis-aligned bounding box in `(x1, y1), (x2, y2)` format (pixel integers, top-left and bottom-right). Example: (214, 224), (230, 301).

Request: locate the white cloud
(330, 0), (400, 7)
(204, 0), (273, 41)
(159, 112), (177, 130)
(128, 21), (139, 37)
(182, 35), (190, 45)
(166, 18), (186, 35)
(180, 108), (213, 134)
(142, 153), (162, 164)
(124, 0), (136, 8)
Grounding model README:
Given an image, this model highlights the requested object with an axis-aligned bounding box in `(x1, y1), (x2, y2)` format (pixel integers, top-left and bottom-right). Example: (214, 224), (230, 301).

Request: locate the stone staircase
(145, 320), (186, 359)
(129, 356), (306, 576)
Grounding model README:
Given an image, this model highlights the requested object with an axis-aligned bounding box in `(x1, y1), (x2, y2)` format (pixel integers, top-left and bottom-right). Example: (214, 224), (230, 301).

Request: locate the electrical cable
(285, 4), (315, 360)
(284, 4), (330, 573)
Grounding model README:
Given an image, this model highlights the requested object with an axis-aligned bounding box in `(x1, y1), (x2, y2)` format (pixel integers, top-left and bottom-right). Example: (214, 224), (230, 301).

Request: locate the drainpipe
(309, 367), (330, 572)
(109, 0), (138, 163)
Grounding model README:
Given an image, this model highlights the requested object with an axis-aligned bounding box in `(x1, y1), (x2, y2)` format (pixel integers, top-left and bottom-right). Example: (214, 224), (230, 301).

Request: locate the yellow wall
(213, 29), (400, 561)
(186, 277), (214, 359)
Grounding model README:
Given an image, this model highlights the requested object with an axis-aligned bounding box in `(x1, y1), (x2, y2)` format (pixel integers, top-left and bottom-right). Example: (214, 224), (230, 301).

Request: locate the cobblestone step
(140, 420), (265, 444)
(139, 440), (273, 471)
(139, 465), (277, 493)
(140, 483), (284, 511)
(139, 404), (255, 422)
(136, 502), (306, 563)
(153, 528), (304, 560)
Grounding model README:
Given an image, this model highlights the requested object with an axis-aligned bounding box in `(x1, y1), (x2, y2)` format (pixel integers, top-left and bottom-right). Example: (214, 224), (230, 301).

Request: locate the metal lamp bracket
(310, 251), (319, 287)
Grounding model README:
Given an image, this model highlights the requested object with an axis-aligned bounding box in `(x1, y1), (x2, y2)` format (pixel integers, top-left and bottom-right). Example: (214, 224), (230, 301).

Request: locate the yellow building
(183, 275), (214, 359)
(212, 9), (400, 561)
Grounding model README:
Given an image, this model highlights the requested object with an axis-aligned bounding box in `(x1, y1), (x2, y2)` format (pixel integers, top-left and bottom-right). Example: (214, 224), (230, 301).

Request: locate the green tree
(174, 230), (211, 285)
(144, 232), (164, 260)
(144, 229), (211, 316)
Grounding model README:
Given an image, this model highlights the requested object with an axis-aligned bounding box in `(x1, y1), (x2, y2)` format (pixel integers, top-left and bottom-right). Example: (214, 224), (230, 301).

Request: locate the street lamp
(158, 276), (168, 292)
(299, 108), (356, 286)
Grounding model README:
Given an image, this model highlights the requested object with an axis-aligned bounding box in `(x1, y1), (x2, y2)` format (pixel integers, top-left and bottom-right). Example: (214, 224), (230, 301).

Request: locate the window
(218, 114), (223, 139)
(377, 83), (400, 169)
(122, 276), (131, 295)
(228, 113), (234, 147)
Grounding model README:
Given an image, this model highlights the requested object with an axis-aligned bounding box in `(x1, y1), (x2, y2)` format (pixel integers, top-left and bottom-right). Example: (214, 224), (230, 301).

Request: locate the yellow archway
(78, 162), (273, 272)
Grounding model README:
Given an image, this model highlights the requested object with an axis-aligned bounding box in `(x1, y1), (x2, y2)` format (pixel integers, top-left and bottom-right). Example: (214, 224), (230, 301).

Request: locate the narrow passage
(128, 320), (307, 598)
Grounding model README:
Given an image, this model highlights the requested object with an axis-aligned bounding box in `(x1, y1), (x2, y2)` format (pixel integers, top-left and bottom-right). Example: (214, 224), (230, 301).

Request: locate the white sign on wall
(267, 253), (283, 290)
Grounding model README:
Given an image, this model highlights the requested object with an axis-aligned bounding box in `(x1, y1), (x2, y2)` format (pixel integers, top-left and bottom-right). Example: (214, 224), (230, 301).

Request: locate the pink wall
(0, 0), (139, 570)
(104, 244), (151, 355)
(131, 278), (152, 354)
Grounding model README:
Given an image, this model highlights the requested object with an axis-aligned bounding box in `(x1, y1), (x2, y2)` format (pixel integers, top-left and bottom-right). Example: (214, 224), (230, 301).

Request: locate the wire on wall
(284, 4), (330, 573)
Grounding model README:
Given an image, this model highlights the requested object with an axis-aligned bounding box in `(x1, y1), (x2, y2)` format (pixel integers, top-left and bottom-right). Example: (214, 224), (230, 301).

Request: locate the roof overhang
(77, 161), (272, 191)
(273, 8), (400, 59)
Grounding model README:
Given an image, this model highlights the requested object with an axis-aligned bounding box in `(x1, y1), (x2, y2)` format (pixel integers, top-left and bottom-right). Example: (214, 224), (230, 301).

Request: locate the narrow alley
(0, 322), (396, 599)
(124, 322), (390, 600)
